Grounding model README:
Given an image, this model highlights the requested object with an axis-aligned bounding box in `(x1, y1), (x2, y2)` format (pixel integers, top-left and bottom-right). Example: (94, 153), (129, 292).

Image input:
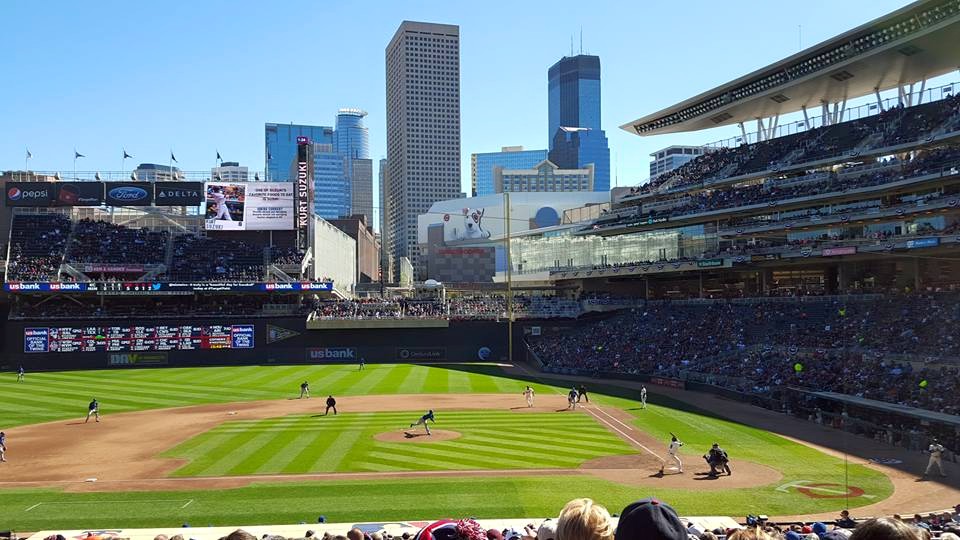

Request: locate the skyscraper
(265, 123), (334, 182)
(312, 143), (350, 219)
(546, 55), (610, 192)
(472, 146), (548, 197)
(334, 109), (374, 224)
(385, 21), (461, 278)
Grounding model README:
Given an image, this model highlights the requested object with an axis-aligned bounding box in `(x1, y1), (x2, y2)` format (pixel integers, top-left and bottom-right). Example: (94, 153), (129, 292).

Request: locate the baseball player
(577, 385), (589, 403)
(299, 381), (310, 399)
(924, 439), (947, 477)
(704, 443), (731, 476)
(567, 387), (579, 410)
(325, 395), (337, 415)
(522, 386), (536, 408)
(662, 433), (683, 473)
(85, 398), (100, 423)
(17, 365), (24, 382)
(410, 409), (435, 435)
(640, 386), (647, 409)
(359, 357), (365, 371)
(0, 431), (6, 462)
(210, 187), (233, 221)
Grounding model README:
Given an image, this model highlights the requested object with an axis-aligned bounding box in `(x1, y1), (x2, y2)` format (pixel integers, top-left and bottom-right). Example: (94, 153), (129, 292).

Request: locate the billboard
(6, 182), (55, 206)
(104, 183), (153, 206)
(906, 237), (939, 249)
(205, 182), (294, 231)
(822, 246), (857, 256)
(56, 182), (104, 206)
(155, 182), (204, 206)
(296, 138), (313, 250)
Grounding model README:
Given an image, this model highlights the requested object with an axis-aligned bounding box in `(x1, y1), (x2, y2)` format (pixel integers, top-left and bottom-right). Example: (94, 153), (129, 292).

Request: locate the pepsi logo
(8, 187), (21, 200)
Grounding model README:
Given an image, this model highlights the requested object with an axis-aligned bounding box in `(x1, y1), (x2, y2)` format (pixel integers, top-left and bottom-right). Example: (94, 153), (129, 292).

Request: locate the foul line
(181, 499), (194, 509)
(581, 406), (665, 463)
(24, 503), (42, 513)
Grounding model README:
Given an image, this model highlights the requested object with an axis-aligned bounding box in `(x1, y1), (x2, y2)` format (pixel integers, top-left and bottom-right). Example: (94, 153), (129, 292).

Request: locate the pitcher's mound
(375, 429), (461, 443)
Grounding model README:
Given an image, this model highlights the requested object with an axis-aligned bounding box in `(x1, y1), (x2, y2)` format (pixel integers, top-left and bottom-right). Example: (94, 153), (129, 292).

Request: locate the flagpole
(73, 152), (77, 181)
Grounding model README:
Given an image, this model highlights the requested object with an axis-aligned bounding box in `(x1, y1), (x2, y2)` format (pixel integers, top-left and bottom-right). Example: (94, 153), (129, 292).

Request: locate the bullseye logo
(8, 187), (22, 200)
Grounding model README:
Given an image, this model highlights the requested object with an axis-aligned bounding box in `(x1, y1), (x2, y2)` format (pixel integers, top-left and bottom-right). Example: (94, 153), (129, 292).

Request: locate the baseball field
(0, 362), (949, 532)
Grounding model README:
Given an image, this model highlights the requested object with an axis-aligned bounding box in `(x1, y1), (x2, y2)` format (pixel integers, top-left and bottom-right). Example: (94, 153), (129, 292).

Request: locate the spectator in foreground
(614, 498), (687, 540)
(849, 518), (922, 540)
(558, 498), (615, 540)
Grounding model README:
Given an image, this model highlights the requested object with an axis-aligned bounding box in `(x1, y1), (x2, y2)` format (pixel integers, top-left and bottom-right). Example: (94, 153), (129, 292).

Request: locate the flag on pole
(123, 149), (133, 159)
(216, 151), (222, 161)
(26, 149), (32, 160)
(74, 150), (85, 159)
(170, 151), (178, 163)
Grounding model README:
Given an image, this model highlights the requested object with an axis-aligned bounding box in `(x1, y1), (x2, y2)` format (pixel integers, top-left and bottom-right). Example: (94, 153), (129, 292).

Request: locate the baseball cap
(801, 526), (813, 534)
(486, 531), (502, 540)
(538, 519), (558, 540)
(614, 498), (687, 540)
(813, 523), (828, 536)
(786, 531), (802, 540)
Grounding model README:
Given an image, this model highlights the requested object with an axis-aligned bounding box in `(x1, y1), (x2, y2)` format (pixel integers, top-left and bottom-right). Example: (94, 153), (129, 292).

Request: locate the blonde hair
(728, 529), (778, 540)
(557, 498), (615, 540)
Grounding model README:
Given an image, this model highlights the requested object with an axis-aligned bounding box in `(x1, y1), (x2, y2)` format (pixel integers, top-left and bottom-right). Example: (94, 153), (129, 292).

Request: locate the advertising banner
(4, 281), (333, 294)
(697, 258), (724, 268)
(296, 138), (312, 250)
(56, 182), (104, 206)
(906, 237), (939, 249)
(205, 182), (294, 231)
(24, 324), (257, 353)
(155, 182), (204, 206)
(108, 352), (169, 366)
(307, 347), (359, 361)
(5, 282), (93, 292)
(396, 347), (446, 361)
(5, 182), (55, 206)
(104, 182), (153, 206)
(81, 264), (145, 273)
(24, 328), (50, 353)
(822, 246), (857, 256)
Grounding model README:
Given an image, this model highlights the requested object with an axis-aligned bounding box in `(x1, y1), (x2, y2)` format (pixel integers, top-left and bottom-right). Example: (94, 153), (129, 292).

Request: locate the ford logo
(109, 186), (148, 201)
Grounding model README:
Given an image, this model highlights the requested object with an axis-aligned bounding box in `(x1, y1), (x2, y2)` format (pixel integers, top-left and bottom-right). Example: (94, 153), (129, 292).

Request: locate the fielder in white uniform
(0, 431), (6, 462)
(523, 386), (536, 408)
(640, 386), (647, 409)
(567, 388), (579, 410)
(663, 433), (683, 473)
(924, 440), (946, 477)
(211, 188), (233, 221)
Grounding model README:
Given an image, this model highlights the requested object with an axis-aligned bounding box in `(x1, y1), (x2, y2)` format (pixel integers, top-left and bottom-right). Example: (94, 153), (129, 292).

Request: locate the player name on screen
(23, 324), (255, 353)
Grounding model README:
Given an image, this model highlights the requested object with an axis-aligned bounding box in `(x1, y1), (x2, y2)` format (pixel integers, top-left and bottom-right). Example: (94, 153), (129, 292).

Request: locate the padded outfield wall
(2, 318), (509, 371)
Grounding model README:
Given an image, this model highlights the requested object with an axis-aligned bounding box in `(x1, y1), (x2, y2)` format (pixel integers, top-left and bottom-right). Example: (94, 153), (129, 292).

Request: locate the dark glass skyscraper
(547, 55), (610, 192)
(265, 123), (333, 181)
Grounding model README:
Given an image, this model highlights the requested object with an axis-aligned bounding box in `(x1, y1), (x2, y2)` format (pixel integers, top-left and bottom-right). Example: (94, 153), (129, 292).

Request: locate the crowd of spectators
(66, 219), (169, 264)
(169, 235), (265, 281)
(602, 144), (960, 231)
(26, 499), (960, 540)
(6, 214), (72, 281)
(309, 295), (582, 321)
(270, 246), (305, 266)
(625, 93), (960, 198)
(529, 293), (960, 413)
(9, 296), (310, 319)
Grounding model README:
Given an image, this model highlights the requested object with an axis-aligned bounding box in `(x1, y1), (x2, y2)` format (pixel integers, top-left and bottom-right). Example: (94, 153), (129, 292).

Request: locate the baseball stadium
(3, 2), (960, 540)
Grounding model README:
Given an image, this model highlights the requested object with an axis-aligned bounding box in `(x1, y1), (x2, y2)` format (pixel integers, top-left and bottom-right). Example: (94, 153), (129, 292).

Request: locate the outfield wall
(3, 318), (509, 370)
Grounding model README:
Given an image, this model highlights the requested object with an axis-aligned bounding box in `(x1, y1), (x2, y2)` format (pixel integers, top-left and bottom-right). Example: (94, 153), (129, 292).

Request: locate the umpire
(325, 395), (337, 416)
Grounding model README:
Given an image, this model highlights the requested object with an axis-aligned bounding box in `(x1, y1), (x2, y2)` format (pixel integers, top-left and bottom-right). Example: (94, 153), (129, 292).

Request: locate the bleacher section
(6, 213), (72, 281)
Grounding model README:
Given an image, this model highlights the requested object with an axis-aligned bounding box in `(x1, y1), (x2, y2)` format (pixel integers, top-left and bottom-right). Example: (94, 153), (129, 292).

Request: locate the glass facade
(334, 110), (370, 160)
(475, 149), (548, 196)
(546, 55), (609, 193)
(265, 123), (333, 182)
(508, 224), (716, 275)
(313, 145), (349, 220)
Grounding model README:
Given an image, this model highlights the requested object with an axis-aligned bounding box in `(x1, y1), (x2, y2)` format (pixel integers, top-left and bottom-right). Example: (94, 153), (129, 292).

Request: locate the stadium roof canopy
(621, 0), (960, 137)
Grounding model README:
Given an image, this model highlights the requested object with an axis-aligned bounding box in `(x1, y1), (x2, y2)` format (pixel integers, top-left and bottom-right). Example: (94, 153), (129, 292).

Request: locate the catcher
(703, 443), (731, 476)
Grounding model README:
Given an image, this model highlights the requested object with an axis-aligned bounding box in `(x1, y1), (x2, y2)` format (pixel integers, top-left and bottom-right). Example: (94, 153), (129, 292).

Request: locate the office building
(649, 145), (710, 180)
(312, 143), (350, 220)
(211, 161), (248, 182)
(350, 158), (373, 224)
(265, 123), (334, 182)
(494, 160), (594, 193)
(385, 20), (461, 279)
(334, 109), (374, 223)
(133, 163), (182, 182)
(329, 214), (380, 284)
(546, 55), (610, 192)
(472, 146), (548, 197)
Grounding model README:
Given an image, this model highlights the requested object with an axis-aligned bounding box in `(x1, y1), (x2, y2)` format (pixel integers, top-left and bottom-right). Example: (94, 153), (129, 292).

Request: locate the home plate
(227, 412), (237, 415)
(84, 478), (97, 482)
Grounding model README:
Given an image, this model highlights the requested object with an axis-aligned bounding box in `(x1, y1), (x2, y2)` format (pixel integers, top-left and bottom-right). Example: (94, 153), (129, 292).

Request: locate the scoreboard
(24, 324), (255, 353)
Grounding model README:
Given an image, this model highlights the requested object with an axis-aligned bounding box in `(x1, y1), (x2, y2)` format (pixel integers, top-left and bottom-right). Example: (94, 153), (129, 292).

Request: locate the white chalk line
(24, 498), (194, 512)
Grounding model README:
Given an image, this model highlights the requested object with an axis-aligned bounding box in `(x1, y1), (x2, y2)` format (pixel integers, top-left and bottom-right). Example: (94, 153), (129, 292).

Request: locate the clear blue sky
(0, 0), (917, 203)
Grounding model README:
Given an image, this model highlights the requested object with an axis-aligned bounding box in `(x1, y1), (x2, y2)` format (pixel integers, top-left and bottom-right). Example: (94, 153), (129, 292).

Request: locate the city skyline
(1, 1), (924, 212)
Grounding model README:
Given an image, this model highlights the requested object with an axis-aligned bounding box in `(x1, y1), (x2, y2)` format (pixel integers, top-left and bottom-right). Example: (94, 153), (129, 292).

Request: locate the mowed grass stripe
(394, 364), (428, 394)
(36, 371), (270, 401)
(438, 439), (598, 466)
(367, 364), (407, 395)
(226, 415), (316, 475)
(363, 451), (481, 471)
(346, 364), (400, 395)
(447, 366), (473, 394)
(371, 441), (551, 469)
(171, 430), (261, 476)
(453, 433), (631, 459)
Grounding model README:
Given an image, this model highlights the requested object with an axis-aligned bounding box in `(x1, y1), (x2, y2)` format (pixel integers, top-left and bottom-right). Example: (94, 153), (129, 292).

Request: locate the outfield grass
(0, 363), (561, 429)
(163, 410), (634, 476)
(0, 364), (896, 530)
